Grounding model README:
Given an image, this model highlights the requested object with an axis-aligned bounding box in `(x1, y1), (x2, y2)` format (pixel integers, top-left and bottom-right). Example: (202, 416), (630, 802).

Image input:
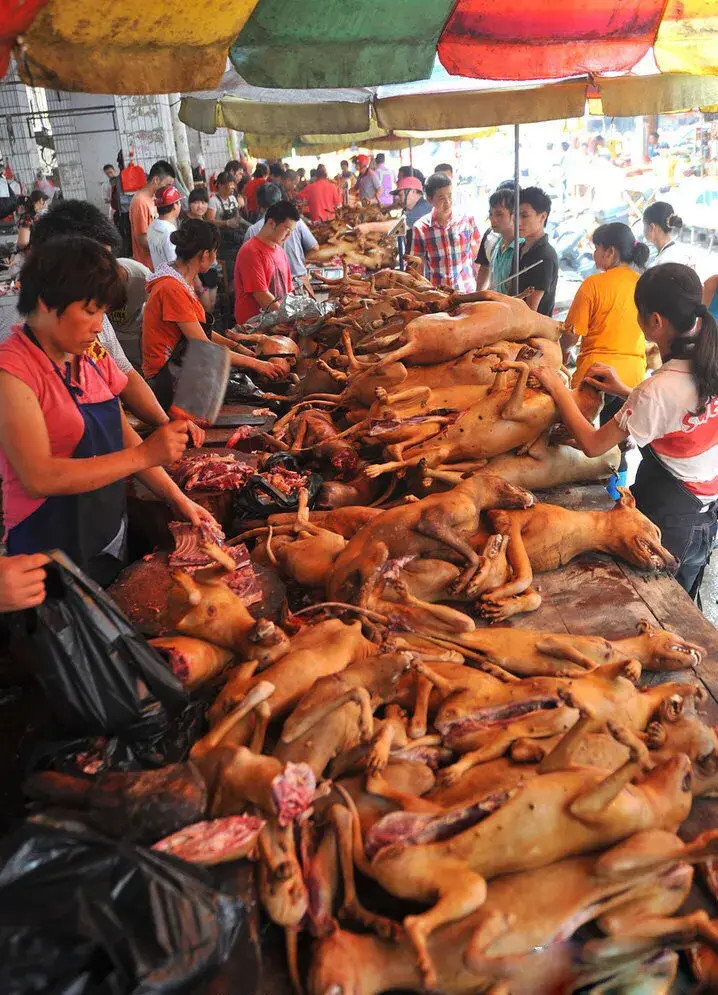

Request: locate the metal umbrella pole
(513, 123), (520, 295)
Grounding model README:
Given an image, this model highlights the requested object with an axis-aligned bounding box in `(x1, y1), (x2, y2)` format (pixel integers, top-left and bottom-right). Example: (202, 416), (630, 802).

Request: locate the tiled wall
(1, 59), (241, 203)
(0, 67), (44, 191)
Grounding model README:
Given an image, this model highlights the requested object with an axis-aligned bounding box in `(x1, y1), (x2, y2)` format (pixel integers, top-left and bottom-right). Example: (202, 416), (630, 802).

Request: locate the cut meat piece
(364, 791), (511, 859)
(168, 520), (262, 606)
(226, 425), (255, 448)
(153, 814), (266, 864)
(271, 761), (316, 826)
(261, 468), (308, 496)
(168, 520), (226, 570)
(168, 452), (255, 493)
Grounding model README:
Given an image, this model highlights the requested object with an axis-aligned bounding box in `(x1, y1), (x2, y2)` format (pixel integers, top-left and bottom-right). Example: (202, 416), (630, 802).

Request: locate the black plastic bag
(22, 551), (187, 739)
(0, 820), (248, 995)
(233, 453), (323, 520)
(223, 371), (282, 409)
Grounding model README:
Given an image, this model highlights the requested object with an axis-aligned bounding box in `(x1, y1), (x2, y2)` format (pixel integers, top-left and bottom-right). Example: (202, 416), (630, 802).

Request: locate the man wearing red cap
(353, 155), (382, 203)
(300, 164), (341, 222)
(394, 175), (430, 252)
(147, 185), (183, 272)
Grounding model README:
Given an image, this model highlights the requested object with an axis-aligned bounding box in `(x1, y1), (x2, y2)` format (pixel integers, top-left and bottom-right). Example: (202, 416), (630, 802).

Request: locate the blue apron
(7, 327), (128, 586)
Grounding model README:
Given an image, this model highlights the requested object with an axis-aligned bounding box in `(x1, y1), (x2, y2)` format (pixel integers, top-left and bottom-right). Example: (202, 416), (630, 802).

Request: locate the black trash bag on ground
(233, 453), (323, 520)
(0, 820), (248, 995)
(22, 551), (187, 739)
(17, 551), (203, 773)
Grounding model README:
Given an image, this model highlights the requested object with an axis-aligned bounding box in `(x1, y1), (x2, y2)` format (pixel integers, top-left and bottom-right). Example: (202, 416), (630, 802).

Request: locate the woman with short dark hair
(0, 235), (216, 584)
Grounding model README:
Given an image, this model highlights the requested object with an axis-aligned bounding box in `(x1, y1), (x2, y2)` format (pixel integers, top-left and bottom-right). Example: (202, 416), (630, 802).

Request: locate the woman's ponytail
(692, 303), (718, 414)
(635, 263), (718, 415)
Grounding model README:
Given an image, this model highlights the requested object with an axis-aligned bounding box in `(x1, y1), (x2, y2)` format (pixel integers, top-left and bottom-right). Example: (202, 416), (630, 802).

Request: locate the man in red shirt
(234, 201), (300, 325)
(300, 164), (341, 222)
(243, 163), (269, 219)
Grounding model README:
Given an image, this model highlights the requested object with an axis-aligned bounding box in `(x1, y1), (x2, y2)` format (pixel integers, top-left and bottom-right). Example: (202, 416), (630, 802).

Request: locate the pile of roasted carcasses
(24, 267), (718, 994)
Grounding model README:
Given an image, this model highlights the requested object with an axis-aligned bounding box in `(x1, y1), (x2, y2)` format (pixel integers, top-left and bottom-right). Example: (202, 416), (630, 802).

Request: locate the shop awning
(13, 0), (261, 94)
(179, 66), (718, 156)
(3, 0), (716, 95)
(179, 68), (373, 136)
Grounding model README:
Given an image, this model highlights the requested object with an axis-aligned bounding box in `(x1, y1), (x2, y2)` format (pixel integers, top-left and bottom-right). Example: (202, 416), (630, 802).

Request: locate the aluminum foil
(243, 293), (335, 336)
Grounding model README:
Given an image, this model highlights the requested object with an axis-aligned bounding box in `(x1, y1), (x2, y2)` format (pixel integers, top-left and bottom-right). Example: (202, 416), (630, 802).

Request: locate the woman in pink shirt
(0, 236), (217, 585)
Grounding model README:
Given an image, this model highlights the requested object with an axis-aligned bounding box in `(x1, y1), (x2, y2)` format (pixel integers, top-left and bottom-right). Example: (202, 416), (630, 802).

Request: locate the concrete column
(169, 93), (193, 191)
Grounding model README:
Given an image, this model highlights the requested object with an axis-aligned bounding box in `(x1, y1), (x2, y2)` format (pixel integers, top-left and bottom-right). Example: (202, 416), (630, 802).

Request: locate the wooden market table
(500, 482), (718, 862)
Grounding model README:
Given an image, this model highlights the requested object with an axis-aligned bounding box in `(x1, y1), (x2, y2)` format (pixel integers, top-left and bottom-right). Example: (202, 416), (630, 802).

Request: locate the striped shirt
(412, 212), (481, 293)
(616, 359), (718, 503)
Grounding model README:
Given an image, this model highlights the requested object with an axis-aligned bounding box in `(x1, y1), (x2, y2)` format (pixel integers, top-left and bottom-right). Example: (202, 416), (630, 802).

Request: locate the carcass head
(636, 619), (705, 670)
(609, 490), (678, 573)
(467, 473), (535, 510)
(648, 695), (718, 798)
(642, 753), (693, 826)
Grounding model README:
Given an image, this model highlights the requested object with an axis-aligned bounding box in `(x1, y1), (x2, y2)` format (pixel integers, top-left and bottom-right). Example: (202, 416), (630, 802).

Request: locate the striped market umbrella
(3, 0), (716, 94)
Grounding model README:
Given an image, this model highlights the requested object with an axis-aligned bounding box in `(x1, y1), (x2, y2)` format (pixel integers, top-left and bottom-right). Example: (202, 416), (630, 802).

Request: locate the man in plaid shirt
(412, 172), (481, 292)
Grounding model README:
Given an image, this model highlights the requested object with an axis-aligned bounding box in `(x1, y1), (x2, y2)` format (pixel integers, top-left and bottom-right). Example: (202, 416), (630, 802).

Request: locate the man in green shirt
(476, 187), (522, 292)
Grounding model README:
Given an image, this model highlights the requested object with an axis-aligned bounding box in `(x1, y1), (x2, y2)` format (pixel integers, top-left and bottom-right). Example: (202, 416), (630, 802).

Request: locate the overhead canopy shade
(229, 0), (456, 88)
(180, 68), (372, 136)
(376, 78), (589, 131)
(437, 0), (666, 81)
(597, 71), (718, 116)
(376, 72), (718, 132)
(655, 0), (718, 74)
(228, 0), (718, 89)
(16, 0), (261, 94)
(4, 0), (718, 94)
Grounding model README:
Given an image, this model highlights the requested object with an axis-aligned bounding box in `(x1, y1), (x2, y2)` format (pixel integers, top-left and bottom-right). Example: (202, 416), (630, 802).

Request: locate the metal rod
(513, 123), (520, 296)
(495, 258), (542, 289)
(409, 135), (413, 168)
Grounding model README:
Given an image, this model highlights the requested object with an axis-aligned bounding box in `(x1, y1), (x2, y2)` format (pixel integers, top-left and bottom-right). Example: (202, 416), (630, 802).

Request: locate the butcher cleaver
(168, 339), (231, 427)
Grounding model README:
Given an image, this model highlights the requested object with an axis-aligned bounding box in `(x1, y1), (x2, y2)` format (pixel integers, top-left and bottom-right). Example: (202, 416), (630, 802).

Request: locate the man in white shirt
(147, 185), (182, 271)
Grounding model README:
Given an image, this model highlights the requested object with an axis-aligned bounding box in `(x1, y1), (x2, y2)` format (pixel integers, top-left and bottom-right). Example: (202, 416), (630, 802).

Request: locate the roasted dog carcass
(327, 474), (534, 606)
(479, 489), (679, 620)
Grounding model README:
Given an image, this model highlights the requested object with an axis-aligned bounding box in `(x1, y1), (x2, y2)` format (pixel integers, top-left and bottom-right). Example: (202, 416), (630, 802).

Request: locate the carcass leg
(537, 710), (596, 773)
(387, 577), (476, 634)
(404, 866), (489, 990)
(480, 526), (533, 602)
(569, 737), (651, 823)
(410, 673), (433, 739)
(413, 512), (482, 593)
(375, 385), (432, 410)
(480, 587), (542, 622)
(438, 733), (523, 786)
(496, 361), (532, 421)
(364, 455), (425, 478)
(327, 803), (400, 940)
(533, 636), (602, 674)
(281, 687), (374, 745)
(250, 701), (271, 754)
